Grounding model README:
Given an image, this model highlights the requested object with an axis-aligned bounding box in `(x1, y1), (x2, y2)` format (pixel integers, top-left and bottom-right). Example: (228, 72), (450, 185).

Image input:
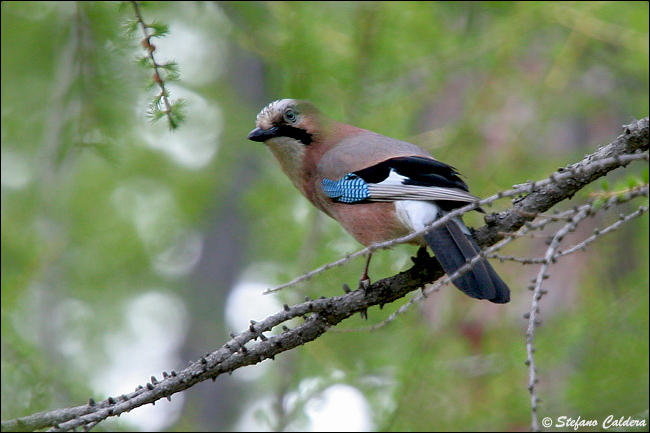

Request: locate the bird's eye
(283, 108), (297, 123)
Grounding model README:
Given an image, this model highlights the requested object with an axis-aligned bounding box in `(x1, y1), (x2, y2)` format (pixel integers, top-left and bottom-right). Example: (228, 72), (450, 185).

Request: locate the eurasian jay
(248, 99), (510, 304)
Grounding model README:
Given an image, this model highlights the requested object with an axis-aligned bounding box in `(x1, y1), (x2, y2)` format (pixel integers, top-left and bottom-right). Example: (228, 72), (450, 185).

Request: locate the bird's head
(248, 99), (321, 146)
(248, 99), (335, 185)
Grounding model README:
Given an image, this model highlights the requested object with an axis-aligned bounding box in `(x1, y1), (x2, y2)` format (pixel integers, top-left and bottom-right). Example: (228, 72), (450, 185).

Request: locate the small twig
(129, 1), (185, 129)
(525, 204), (591, 431)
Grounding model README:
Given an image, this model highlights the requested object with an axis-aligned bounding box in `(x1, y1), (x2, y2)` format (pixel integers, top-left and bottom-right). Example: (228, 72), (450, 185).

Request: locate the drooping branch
(1, 117), (647, 432)
(127, 1), (186, 130)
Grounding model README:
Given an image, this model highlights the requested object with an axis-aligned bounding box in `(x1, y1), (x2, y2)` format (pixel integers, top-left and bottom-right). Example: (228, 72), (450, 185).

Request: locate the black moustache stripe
(275, 124), (313, 145)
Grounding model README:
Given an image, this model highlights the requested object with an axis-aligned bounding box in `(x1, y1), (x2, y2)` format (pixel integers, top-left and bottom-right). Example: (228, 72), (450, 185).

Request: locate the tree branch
(2, 117), (647, 432)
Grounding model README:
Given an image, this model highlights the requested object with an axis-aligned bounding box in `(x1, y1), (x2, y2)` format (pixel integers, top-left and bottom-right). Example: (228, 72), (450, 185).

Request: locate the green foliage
(146, 90), (187, 130)
(128, 1), (186, 130)
(147, 20), (170, 38)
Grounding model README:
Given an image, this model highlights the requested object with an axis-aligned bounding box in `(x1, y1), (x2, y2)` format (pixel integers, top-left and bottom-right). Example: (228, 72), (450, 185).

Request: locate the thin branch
(525, 202), (594, 431)
(559, 204), (648, 257)
(129, 1), (185, 129)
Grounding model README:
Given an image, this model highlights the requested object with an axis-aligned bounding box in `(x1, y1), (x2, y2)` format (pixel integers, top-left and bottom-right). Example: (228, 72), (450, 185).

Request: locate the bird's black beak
(247, 126), (279, 142)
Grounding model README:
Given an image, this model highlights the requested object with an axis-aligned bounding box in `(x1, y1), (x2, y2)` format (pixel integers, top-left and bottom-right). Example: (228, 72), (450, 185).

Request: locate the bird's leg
(342, 252), (372, 320)
(358, 251), (373, 291)
(412, 246), (431, 297)
(357, 252), (375, 320)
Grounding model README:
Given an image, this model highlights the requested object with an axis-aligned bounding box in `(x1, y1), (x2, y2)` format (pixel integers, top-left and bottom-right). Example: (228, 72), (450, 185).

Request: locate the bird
(247, 99), (510, 304)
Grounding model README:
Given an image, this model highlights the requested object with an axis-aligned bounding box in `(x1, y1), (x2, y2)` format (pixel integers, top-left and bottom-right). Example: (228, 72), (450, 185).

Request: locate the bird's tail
(424, 219), (510, 303)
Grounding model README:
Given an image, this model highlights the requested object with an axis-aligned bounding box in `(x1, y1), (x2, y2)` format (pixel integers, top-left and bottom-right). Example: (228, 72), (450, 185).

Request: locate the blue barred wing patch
(321, 173), (369, 203)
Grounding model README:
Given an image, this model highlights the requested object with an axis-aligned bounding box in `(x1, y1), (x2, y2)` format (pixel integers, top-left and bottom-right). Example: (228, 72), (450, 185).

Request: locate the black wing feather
(353, 156), (468, 191)
(353, 156), (478, 211)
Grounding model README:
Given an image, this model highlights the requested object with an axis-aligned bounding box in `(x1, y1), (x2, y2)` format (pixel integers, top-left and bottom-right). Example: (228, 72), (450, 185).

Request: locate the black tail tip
(487, 289), (510, 304)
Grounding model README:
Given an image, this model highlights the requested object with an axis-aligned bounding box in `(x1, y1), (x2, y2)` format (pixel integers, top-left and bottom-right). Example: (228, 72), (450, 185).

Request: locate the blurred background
(1, 1), (648, 431)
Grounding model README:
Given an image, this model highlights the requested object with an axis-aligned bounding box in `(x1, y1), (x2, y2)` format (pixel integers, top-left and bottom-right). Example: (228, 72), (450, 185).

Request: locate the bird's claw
(411, 246), (431, 266)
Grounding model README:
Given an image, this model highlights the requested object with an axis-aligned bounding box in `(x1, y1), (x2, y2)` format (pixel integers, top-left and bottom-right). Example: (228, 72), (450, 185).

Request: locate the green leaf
(148, 21), (169, 38)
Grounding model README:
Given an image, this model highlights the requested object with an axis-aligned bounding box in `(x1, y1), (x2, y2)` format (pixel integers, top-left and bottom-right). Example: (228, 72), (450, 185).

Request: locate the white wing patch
(395, 200), (471, 236)
(367, 169), (479, 203)
(395, 201), (439, 231)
